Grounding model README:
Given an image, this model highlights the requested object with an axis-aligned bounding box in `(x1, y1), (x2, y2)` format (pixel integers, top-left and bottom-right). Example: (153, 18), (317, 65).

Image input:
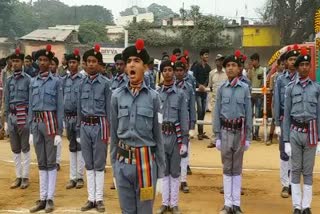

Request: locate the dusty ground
(1, 114), (320, 213)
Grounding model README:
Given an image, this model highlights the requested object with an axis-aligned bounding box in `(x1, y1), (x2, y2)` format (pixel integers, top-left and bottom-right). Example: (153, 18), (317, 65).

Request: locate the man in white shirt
(207, 54), (227, 148)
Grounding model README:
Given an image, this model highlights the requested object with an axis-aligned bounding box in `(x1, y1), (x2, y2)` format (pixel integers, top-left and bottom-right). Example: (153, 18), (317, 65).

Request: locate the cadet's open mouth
(130, 70), (136, 75)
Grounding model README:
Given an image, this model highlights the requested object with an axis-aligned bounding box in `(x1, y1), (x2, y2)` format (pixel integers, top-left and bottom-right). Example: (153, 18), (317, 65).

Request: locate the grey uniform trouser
(221, 129), (245, 176)
(80, 124), (107, 171)
(115, 159), (158, 214)
(66, 117), (81, 152)
(163, 134), (181, 178)
(290, 130), (316, 185)
(8, 114), (30, 154)
(32, 122), (57, 170)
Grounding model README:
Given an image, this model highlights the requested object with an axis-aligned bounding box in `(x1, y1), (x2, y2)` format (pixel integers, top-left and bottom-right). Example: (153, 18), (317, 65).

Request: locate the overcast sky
(21, 0), (267, 20)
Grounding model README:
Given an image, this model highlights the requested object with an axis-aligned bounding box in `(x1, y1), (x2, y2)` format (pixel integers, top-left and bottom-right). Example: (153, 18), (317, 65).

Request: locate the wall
(242, 26), (280, 47)
(20, 41), (67, 62)
(0, 43), (15, 58)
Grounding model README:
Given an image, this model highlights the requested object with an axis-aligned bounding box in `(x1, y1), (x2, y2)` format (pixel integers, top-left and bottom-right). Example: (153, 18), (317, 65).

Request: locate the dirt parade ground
(1, 114), (320, 214)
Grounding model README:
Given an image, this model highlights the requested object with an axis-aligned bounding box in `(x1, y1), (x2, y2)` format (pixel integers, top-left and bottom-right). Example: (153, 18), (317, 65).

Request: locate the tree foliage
(260, 0), (320, 44)
(147, 3), (178, 24)
(125, 5), (230, 49)
(181, 15), (230, 49)
(125, 20), (182, 47)
(120, 3), (177, 25)
(78, 21), (108, 44)
(0, 0), (15, 37)
(0, 0), (114, 37)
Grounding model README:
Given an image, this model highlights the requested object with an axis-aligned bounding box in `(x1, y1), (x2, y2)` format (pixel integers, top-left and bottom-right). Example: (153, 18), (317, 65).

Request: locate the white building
(115, 13), (154, 26)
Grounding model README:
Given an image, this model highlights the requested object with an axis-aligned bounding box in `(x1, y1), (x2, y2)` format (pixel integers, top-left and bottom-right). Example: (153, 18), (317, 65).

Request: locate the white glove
(156, 178), (162, 195)
(76, 137), (80, 143)
(4, 122), (8, 134)
(54, 135), (62, 146)
(179, 144), (188, 156)
(316, 143), (320, 156)
(275, 126), (281, 136)
(285, 143), (292, 157)
(29, 134), (33, 145)
(63, 121), (66, 129)
(216, 139), (221, 151)
(244, 140), (250, 151)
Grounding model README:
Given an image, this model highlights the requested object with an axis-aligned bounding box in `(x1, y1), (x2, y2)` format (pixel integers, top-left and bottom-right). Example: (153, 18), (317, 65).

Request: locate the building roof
(49, 25), (80, 31)
(0, 37), (9, 43)
(20, 29), (74, 42)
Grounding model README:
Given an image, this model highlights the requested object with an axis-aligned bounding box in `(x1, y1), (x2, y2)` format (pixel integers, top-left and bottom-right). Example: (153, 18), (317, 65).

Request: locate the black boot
(281, 186), (289, 198)
(66, 180), (77, 189)
(302, 208), (312, 214)
(233, 205), (243, 214)
(81, 201), (95, 211)
(96, 201), (105, 213)
(29, 200), (46, 213)
(187, 165), (192, 175)
(157, 205), (169, 214)
(45, 199), (54, 213)
(76, 178), (84, 189)
(20, 178), (29, 189)
(172, 206), (181, 214)
(219, 206), (233, 214)
(10, 178), (22, 189)
(293, 208), (302, 214)
(181, 182), (190, 193)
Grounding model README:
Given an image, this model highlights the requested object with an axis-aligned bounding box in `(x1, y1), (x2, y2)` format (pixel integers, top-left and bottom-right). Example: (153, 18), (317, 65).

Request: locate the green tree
(125, 20), (182, 47)
(147, 3), (178, 24)
(9, 1), (40, 37)
(260, 0), (320, 44)
(180, 6), (230, 48)
(0, 0), (15, 37)
(70, 5), (114, 25)
(78, 21), (108, 44)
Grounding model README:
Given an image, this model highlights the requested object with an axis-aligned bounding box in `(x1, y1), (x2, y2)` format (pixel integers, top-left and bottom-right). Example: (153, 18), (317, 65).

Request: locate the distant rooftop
(20, 29), (75, 42)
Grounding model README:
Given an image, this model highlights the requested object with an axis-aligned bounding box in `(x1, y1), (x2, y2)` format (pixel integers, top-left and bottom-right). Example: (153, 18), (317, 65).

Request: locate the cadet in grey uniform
(29, 45), (63, 213)
(64, 49), (85, 189)
(110, 39), (165, 214)
(283, 48), (320, 214)
(214, 51), (252, 214)
(111, 53), (127, 91)
(174, 58), (196, 194)
(274, 45), (299, 198)
(78, 45), (111, 213)
(4, 49), (31, 189)
(157, 58), (189, 214)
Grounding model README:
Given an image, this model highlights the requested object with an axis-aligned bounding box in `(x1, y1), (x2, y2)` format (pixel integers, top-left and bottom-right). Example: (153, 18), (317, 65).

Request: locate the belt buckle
(90, 117), (93, 124)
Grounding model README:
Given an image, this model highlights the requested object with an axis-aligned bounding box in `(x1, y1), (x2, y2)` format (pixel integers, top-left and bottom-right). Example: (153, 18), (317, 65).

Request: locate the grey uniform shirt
(28, 72), (64, 135)
(4, 72), (31, 121)
(110, 82), (165, 177)
(214, 80), (252, 141)
(111, 73), (128, 91)
(274, 71), (297, 126)
(184, 72), (196, 91)
(176, 80), (196, 130)
(63, 73), (84, 113)
(77, 74), (112, 124)
(158, 84), (189, 145)
(283, 78), (320, 142)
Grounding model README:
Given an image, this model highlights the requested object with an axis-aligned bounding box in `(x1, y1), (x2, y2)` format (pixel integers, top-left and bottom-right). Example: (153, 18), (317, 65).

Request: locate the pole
(263, 67), (267, 142)
(124, 30), (128, 48)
